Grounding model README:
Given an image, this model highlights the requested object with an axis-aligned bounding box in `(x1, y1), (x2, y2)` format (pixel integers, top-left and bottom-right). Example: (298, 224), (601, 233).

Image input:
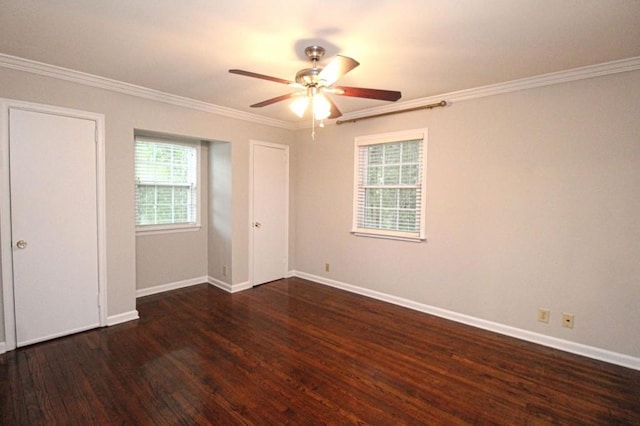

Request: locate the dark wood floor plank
(1, 277), (638, 424)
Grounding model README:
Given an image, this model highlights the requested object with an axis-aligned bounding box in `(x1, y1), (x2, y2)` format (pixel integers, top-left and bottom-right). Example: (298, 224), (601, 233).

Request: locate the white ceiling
(1, 1), (639, 123)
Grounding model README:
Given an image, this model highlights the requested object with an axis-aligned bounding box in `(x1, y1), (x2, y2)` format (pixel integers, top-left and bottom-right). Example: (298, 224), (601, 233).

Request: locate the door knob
(16, 240), (27, 249)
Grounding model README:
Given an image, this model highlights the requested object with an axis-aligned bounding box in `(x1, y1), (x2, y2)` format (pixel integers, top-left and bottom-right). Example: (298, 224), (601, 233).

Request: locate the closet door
(9, 108), (100, 346)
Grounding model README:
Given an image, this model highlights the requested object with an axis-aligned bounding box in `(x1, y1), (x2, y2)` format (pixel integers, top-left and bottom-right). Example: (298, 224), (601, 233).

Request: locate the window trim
(351, 128), (428, 242)
(135, 223), (202, 236)
(134, 136), (202, 234)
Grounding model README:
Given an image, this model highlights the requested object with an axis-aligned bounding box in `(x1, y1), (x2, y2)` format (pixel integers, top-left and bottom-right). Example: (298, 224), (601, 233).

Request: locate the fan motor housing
(295, 68), (322, 86)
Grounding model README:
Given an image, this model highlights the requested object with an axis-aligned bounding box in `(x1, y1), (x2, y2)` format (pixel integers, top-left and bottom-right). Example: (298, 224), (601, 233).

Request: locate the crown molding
(2, 53), (638, 131)
(333, 56), (640, 125)
(0, 53), (295, 130)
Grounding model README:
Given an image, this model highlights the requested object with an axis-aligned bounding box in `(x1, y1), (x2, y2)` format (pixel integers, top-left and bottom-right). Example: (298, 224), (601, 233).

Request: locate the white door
(9, 108), (100, 347)
(251, 142), (288, 286)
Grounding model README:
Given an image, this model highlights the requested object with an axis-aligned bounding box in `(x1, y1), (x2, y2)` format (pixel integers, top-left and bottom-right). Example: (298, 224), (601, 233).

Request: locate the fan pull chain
(311, 97), (316, 140)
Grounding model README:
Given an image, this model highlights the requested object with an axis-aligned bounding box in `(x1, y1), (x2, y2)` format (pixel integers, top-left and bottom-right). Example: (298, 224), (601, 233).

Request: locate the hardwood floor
(1, 277), (639, 425)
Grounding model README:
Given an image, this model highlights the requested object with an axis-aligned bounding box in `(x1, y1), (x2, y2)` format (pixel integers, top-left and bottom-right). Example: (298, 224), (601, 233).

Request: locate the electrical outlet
(325, 263), (330, 273)
(562, 313), (574, 329)
(222, 265), (227, 277)
(538, 308), (550, 323)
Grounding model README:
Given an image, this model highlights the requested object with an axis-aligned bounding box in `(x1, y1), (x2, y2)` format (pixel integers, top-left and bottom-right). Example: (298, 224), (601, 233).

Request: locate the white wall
(293, 70), (640, 359)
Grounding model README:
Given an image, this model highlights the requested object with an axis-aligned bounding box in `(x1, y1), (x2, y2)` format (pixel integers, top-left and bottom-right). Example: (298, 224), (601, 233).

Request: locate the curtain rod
(336, 100), (447, 125)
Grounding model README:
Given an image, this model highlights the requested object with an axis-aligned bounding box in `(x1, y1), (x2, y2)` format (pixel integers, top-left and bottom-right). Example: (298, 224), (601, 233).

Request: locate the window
(135, 136), (200, 232)
(352, 129), (427, 241)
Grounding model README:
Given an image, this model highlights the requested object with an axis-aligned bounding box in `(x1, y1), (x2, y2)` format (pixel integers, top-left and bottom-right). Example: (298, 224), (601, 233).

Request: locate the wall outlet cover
(562, 313), (574, 329)
(538, 308), (550, 323)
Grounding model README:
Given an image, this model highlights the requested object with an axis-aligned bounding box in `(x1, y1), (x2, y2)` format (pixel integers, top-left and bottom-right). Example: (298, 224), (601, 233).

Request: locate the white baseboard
(136, 276), (208, 298)
(208, 276), (232, 292)
(293, 270), (640, 371)
(0, 317), (137, 352)
(208, 276), (251, 293)
(231, 281), (251, 293)
(107, 310), (140, 326)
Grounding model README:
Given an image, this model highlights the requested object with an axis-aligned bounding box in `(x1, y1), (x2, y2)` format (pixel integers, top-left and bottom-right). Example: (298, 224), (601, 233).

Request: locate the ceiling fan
(229, 45), (402, 124)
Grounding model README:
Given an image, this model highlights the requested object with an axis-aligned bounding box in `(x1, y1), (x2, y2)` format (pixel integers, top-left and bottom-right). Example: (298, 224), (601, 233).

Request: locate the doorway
(1, 100), (107, 350)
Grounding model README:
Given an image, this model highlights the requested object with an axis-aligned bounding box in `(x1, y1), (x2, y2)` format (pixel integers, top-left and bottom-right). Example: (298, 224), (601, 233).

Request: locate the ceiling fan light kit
(289, 86), (331, 119)
(229, 45), (402, 138)
(289, 96), (308, 118)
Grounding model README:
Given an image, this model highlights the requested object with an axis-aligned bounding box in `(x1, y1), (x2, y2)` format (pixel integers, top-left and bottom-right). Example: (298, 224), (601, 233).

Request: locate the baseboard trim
(107, 310), (140, 326)
(136, 276), (208, 298)
(231, 281), (252, 293)
(292, 271), (640, 371)
(0, 317), (138, 352)
(208, 276), (251, 293)
(208, 276), (232, 292)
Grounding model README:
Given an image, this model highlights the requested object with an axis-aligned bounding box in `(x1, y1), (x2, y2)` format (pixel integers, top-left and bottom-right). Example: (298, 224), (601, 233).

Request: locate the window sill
(351, 230), (425, 243)
(136, 224), (202, 236)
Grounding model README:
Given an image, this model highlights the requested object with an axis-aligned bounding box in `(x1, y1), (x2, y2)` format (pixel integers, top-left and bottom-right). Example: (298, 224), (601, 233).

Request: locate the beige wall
(208, 141), (232, 282)
(293, 70), (640, 358)
(0, 67), (294, 341)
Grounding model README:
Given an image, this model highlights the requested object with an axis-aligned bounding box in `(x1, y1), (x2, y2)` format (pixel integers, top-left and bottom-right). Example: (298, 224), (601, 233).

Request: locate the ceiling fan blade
(250, 93), (297, 108)
(325, 95), (343, 119)
(229, 69), (295, 86)
(334, 86), (402, 102)
(318, 55), (360, 86)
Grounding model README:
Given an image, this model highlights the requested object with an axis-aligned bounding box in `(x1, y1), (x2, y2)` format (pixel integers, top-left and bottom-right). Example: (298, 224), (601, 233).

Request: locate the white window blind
(353, 129), (427, 241)
(135, 138), (199, 228)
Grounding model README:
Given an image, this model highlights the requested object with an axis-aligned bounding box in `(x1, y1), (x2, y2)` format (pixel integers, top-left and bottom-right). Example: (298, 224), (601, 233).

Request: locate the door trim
(248, 140), (289, 287)
(0, 99), (107, 351)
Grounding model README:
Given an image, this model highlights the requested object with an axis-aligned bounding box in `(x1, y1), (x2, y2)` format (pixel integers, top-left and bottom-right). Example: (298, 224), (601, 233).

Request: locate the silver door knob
(16, 240), (27, 249)
(254, 222), (261, 228)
